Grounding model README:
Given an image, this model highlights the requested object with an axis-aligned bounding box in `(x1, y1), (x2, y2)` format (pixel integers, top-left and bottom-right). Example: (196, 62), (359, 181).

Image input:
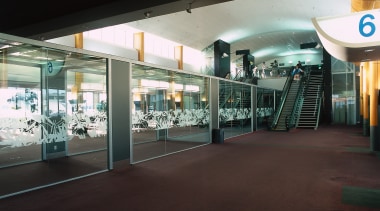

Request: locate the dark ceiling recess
(1, 0), (231, 40)
(235, 49), (250, 55)
(300, 42), (319, 49)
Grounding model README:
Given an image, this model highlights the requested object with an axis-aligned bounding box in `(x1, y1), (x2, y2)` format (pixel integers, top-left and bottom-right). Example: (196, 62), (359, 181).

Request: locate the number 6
(359, 14), (375, 37)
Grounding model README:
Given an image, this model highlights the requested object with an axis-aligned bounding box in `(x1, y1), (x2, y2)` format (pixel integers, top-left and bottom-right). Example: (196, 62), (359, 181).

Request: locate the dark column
(243, 54), (254, 79)
(375, 94), (380, 151)
(322, 48), (332, 124)
(214, 39), (230, 78)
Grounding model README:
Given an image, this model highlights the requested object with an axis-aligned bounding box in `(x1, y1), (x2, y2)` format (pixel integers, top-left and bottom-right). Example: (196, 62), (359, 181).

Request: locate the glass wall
(331, 58), (356, 125)
(0, 38), (108, 197)
(219, 80), (252, 138)
(131, 64), (210, 163)
(256, 87), (275, 130)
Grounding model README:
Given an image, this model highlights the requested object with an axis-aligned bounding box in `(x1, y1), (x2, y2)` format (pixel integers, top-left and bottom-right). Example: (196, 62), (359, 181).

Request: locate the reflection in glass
(131, 64), (210, 163)
(257, 87), (275, 130)
(332, 73), (356, 124)
(219, 81), (252, 138)
(331, 58), (356, 125)
(0, 39), (108, 197)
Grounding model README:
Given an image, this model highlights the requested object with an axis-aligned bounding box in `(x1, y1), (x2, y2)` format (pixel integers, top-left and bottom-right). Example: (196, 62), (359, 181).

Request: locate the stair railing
(269, 73), (293, 130)
(287, 76), (307, 129)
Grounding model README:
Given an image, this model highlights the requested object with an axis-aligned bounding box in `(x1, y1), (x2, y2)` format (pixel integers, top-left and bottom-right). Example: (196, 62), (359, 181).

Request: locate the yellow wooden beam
(352, 0), (380, 137)
(363, 62), (369, 120)
(74, 33), (83, 49)
(134, 32), (144, 62)
(359, 63), (363, 116)
(0, 49), (7, 88)
(369, 61), (378, 126)
(351, 0), (380, 12)
(74, 33), (84, 104)
(174, 46), (183, 70)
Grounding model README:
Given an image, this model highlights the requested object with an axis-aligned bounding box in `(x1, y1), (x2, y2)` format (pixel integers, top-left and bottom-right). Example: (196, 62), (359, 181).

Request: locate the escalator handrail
(270, 71), (293, 129)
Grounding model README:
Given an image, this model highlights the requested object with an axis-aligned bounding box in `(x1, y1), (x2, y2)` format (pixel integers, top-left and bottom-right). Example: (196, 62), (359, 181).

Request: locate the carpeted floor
(1, 124), (380, 211)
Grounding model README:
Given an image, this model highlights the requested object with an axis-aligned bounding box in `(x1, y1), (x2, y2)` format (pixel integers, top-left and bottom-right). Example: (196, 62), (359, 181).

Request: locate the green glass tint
(0, 39), (108, 197)
(256, 87), (275, 130)
(131, 64), (210, 163)
(219, 80), (252, 138)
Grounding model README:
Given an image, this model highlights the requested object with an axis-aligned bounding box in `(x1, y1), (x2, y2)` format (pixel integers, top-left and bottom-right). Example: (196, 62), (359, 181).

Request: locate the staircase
(297, 70), (324, 129)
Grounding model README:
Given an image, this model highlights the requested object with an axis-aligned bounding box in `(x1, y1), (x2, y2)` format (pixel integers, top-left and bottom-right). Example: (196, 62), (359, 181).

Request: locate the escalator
(270, 67), (324, 131)
(269, 73), (306, 131)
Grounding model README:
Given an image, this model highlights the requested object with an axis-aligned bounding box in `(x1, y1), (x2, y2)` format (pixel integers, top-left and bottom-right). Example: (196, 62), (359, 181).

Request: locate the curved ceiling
(126, 0), (351, 64)
(1, 0), (351, 65)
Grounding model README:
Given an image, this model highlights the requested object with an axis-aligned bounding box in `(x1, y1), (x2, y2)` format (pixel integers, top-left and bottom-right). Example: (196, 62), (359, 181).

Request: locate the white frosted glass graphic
(219, 108), (252, 122)
(132, 109), (210, 131)
(0, 111), (107, 148)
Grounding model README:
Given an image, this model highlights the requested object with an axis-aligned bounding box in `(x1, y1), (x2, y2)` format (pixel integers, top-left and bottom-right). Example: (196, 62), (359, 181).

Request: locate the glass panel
(241, 84), (252, 134)
(0, 38), (108, 197)
(219, 81), (252, 139)
(332, 73), (355, 124)
(331, 58), (356, 125)
(131, 64), (210, 163)
(0, 64), (41, 167)
(256, 87), (275, 129)
(65, 70), (107, 154)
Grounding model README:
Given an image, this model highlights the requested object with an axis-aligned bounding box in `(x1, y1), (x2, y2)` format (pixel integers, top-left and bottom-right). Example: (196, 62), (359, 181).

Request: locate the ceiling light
(221, 49), (250, 58)
(221, 52), (229, 58)
(364, 49), (375, 53)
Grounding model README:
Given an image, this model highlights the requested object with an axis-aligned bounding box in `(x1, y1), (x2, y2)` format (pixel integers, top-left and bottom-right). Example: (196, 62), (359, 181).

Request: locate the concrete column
(110, 60), (132, 162)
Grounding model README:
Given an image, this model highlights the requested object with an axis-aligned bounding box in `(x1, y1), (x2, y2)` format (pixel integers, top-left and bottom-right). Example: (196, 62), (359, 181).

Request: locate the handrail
(315, 90), (323, 129)
(314, 68), (325, 129)
(232, 68), (244, 81)
(288, 65), (316, 129)
(294, 70), (313, 127)
(269, 72), (293, 129)
(287, 76), (306, 129)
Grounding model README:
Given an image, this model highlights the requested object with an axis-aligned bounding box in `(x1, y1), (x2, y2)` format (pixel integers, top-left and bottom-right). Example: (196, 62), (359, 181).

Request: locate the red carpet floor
(1, 124), (380, 211)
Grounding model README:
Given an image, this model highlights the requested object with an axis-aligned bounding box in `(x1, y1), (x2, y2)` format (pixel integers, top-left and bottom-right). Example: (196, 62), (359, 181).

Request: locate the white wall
(258, 78), (287, 90)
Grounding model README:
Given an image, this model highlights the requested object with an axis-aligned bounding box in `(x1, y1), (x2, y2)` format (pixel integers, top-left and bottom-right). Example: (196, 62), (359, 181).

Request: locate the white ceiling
(126, 0), (351, 64)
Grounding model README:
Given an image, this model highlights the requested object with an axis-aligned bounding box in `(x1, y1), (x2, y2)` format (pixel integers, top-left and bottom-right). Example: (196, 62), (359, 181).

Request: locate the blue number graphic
(359, 14), (375, 37)
(47, 61), (53, 73)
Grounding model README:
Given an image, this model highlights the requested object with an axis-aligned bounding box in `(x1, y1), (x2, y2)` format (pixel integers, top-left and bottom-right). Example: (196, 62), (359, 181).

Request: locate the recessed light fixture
(364, 49), (375, 53)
